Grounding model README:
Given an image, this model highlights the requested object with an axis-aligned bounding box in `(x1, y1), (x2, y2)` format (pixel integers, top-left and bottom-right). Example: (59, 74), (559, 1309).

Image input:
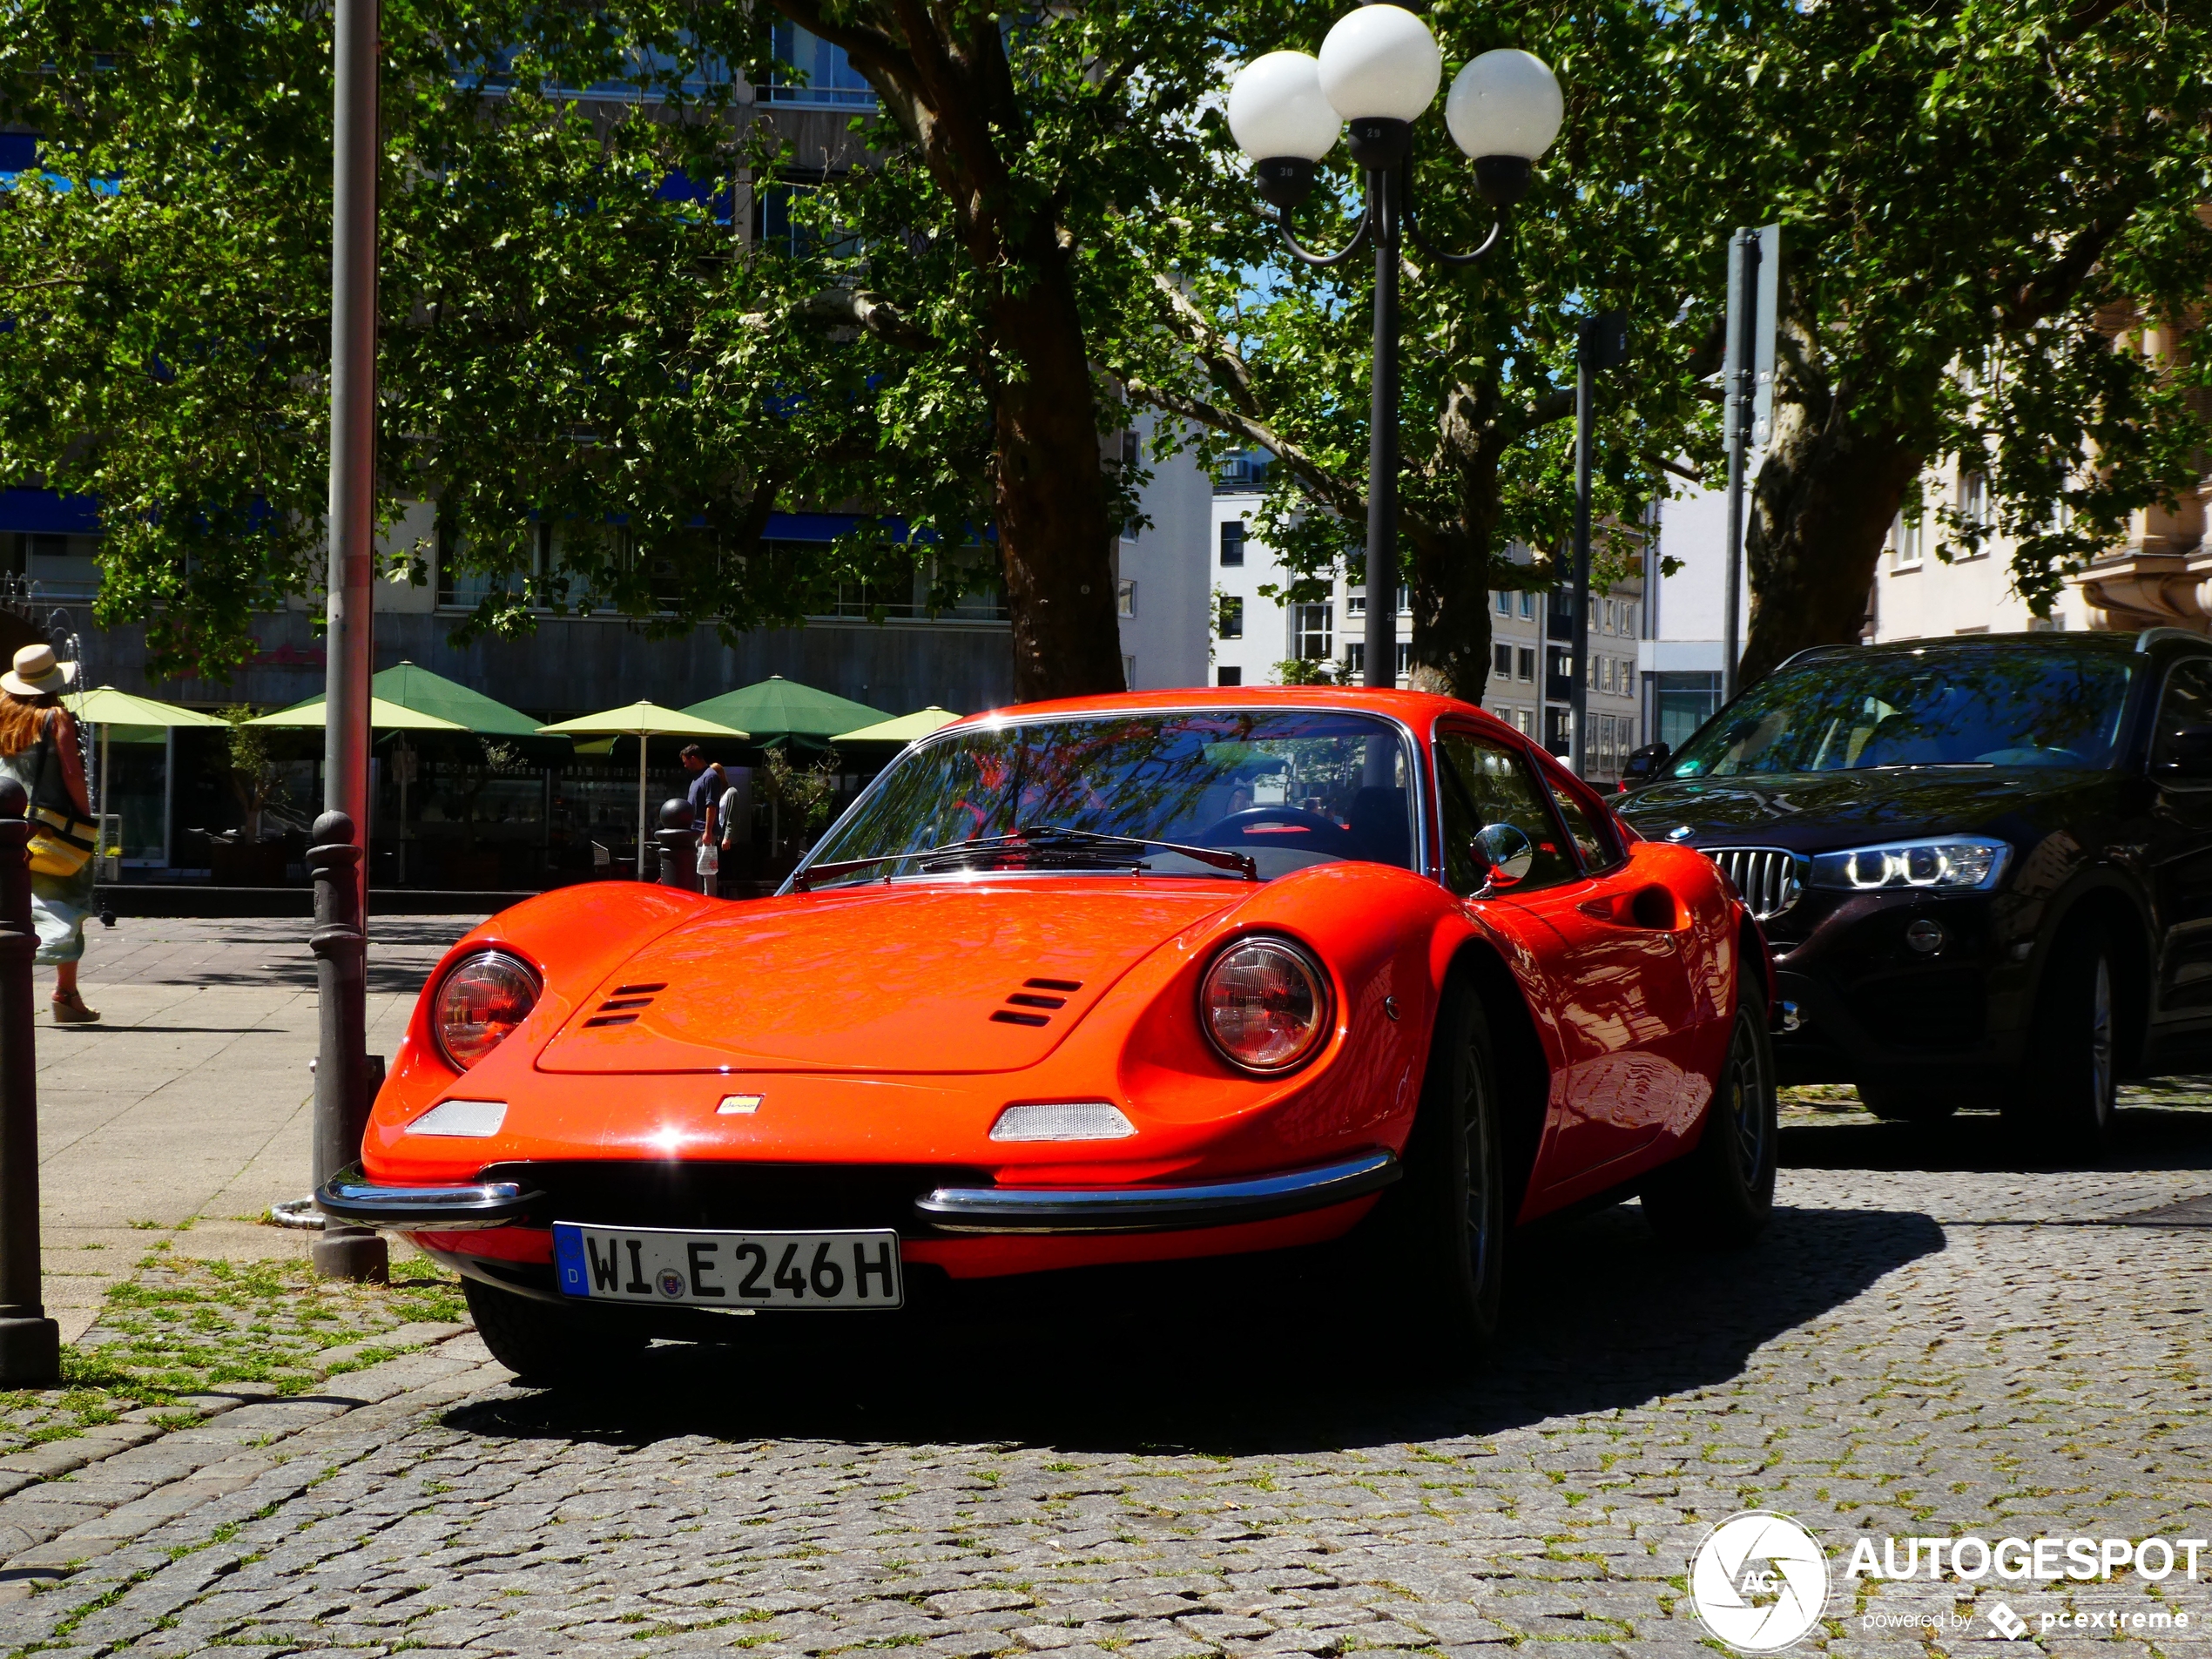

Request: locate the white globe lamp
(1316, 4), (1440, 169)
(1228, 51), (1342, 206)
(1444, 49), (1563, 205)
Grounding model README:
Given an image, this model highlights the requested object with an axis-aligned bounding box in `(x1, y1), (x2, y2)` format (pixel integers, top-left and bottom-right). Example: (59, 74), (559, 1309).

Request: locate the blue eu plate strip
(552, 1223), (589, 1298)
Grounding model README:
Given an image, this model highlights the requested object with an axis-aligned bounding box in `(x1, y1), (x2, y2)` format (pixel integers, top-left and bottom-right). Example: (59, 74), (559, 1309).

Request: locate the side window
(1542, 774), (1622, 872)
(1435, 732), (1580, 897)
(2152, 659), (2212, 770)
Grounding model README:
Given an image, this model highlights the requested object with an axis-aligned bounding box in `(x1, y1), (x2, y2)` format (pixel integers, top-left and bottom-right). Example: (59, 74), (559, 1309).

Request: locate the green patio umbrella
(537, 701), (749, 879)
(833, 706), (963, 745)
(371, 661), (544, 738)
(683, 676), (889, 752)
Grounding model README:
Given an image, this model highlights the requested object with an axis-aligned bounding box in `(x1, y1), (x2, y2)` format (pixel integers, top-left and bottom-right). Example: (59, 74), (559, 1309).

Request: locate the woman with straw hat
(0, 644), (98, 1022)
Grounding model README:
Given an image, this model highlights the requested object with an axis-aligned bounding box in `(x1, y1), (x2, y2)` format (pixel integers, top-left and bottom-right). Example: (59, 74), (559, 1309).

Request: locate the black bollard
(308, 811), (388, 1283)
(0, 780), (57, 1383)
(657, 798), (698, 891)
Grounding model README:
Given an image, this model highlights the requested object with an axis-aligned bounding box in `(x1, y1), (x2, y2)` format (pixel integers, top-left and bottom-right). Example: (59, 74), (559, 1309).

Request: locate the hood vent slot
(991, 975), (1082, 1028)
(586, 984), (664, 1029)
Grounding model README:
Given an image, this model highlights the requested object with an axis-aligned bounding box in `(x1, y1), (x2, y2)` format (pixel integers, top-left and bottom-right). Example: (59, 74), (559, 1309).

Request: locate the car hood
(1617, 767), (2112, 852)
(533, 879), (1249, 1075)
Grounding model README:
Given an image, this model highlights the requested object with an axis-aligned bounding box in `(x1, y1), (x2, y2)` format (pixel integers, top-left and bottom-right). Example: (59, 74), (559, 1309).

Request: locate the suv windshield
(799, 710), (1417, 887)
(1668, 649), (2134, 779)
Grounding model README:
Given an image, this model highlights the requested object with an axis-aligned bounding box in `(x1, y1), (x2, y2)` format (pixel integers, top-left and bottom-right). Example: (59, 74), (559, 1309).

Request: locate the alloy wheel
(1726, 1009), (1768, 1177)
(2090, 954), (2114, 1127)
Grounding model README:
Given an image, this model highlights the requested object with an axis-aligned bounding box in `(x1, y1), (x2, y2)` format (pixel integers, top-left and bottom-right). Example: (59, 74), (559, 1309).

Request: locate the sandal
(51, 990), (99, 1025)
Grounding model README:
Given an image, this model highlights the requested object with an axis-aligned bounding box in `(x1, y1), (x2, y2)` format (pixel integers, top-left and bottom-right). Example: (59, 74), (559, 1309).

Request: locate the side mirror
(1474, 821), (1535, 891)
(1621, 741), (1671, 786)
(2160, 726), (2212, 779)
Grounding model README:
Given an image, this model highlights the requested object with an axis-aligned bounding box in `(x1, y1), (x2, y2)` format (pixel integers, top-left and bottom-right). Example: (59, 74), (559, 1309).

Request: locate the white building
(1208, 479), (1413, 690)
(1113, 415), (1214, 691)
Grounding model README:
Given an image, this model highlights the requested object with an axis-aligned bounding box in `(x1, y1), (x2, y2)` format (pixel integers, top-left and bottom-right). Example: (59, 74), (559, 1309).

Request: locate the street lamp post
(1228, 13), (1562, 692)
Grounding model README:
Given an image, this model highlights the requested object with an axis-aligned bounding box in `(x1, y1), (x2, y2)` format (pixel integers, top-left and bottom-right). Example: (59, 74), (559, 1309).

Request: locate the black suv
(1617, 628), (2212, 1154)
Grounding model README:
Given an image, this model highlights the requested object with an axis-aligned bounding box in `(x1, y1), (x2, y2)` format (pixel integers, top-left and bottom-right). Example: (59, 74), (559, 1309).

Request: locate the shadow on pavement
(442, 1198), (1943, 1457)
(1779, 1103), (2212, 1175)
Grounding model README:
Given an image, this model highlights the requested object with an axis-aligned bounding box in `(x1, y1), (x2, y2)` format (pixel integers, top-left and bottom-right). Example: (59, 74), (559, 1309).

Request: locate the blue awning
(0, 489), (98, 535)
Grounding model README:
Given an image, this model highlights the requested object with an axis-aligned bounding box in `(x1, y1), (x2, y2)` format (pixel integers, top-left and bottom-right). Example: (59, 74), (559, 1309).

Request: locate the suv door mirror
(2161, 726), (2212, 778)
(1621, 741), (1671, 786)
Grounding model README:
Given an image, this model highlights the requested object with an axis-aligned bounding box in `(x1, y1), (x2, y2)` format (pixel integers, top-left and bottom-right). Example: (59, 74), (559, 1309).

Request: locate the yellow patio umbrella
(67, 688), (231, 875)
(832, 706), (963, 745)
(536, 701), (749, 880)
(246, 697), (468, 732)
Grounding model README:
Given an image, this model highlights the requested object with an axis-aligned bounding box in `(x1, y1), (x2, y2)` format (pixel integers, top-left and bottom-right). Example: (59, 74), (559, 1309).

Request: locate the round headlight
(432, 950), (540, 1071)
(1200, 936), (1332, 1075)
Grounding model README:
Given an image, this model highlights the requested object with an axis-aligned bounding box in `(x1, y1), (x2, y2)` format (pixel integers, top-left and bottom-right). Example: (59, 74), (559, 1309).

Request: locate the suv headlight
(1807, 836), (2010, 894)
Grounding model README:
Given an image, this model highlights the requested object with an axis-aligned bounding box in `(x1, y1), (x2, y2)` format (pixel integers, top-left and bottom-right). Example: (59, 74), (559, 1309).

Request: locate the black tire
(1382, 976), (1508, 1356)
(2006, 923), (2117, 1160)
(1642, 995), (1777, 1246)
(1855, 1081), (1961, 1123)
(463, 1276), (650, 1385)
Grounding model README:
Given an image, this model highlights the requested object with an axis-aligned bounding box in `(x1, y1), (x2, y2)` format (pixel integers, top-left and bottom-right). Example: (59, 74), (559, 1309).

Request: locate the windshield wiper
(1017, 824), (1259, 881)
(794, 825), (1258, 889)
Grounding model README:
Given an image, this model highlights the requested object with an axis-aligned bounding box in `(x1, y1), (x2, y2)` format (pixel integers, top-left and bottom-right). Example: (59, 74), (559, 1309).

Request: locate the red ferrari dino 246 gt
(320, 689), (1777, 1376)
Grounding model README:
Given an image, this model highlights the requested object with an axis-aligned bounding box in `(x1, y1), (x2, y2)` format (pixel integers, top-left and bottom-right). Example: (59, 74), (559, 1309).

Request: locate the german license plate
(552, 1223), (903, 1310)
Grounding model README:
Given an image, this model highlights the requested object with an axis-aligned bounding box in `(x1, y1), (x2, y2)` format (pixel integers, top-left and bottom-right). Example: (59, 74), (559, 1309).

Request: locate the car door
(2146, 655), (2212, 1025)
(1434, 725), (1701, 1190)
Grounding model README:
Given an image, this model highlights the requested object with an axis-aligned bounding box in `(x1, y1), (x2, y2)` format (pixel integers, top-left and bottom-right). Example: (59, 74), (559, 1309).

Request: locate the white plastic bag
(695, 841), (720, 876)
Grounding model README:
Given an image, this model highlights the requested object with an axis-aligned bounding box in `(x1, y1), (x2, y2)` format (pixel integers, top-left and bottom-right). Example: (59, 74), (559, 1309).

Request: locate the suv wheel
(2007, 923), (2117, 1160)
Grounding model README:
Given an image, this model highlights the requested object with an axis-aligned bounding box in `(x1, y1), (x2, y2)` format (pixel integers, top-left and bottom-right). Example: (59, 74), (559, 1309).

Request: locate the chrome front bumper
(912, 1149), (1399, 1234)
(317, 1148), (1399, 1238)
(315, 1165), (542, 1231)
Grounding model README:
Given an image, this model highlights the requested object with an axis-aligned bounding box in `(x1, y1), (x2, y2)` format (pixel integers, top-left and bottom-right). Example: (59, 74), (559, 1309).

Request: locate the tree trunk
(1738, 325), (1924, 686)
(988, 275), (1126, 702)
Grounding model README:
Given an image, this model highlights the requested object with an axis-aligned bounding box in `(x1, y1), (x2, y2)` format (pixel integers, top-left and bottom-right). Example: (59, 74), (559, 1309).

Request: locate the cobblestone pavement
(4, 1104), (2211, 1658)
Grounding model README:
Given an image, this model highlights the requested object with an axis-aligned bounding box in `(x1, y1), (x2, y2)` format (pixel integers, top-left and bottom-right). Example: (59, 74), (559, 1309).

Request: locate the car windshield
(1668, 650), (2134, 779)
(800, 709), (1418, 887)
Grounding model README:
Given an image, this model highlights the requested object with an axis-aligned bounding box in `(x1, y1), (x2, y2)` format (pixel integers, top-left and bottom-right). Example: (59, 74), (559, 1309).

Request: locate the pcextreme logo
(1689, 1512), (1831, 1653)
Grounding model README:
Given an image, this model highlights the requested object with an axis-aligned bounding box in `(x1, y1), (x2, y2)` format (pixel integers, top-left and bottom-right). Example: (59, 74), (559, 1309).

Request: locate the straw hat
(0, 644), (78, 698)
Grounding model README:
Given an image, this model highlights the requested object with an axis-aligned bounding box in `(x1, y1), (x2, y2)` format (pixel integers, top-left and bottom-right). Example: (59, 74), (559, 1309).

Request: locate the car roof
(1777, 629), (2195, 673)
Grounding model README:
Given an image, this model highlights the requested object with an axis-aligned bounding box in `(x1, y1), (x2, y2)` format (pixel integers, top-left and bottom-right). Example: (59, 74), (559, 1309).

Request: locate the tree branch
(786, 287), (935, 352)
(1124, 378), (1366, 523)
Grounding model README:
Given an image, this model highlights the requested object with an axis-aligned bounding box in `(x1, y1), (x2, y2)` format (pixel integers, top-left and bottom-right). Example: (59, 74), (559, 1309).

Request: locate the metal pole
(1568, 352), (1593, 778)
(636, 738), (649, 880)
(1721, 227), (1759, 702)
(308, 813), (386, 1279)
(1364, 165), (1399, 693)
(0, 780), (57, 1383)
(317, 0), (381, 1279)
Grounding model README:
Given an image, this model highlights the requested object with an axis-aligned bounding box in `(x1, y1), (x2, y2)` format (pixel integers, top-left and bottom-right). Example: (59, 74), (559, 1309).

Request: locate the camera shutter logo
(1689, 1512), (1831, 1651)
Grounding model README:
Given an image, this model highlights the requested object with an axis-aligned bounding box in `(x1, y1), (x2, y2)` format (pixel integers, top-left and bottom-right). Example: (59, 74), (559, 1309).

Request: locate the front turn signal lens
(431, 950), (540, 1071)
(1200, 936), (1332, 1075)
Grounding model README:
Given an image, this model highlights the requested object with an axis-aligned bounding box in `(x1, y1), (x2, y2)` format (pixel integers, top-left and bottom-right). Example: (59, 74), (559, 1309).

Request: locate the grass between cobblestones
(0, 1250), (467, 1454)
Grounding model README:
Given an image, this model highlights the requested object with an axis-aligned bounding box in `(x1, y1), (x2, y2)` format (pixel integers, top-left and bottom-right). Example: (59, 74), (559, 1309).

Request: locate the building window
(1495, 590), (1511, 615)
(1396, 642), (1412, 679)
(1219, 521), (1245, 567)
(1116, 577), (1136, 617)
(1291, 603), (1333, 661)
(1654, 671), (1723, 750)
(1494, 642), (1513, 678)
(1342, 642), (1365, 676)
(1217, 665), (1242, 686)
(1959, 470), (1990, 530)
(1217, 594), (1244, 640)
(1518, 591), (1535, 618)
(1397, 584), (1412, 615)
(767, 21), (875, 107)
(1346, 590), (1366, 618)
(1892, 510), (1925, 570)
(1516, 647), (1535, 682)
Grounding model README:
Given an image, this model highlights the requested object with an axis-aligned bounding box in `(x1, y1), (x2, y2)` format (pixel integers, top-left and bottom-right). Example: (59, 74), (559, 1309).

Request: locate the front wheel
(2006, 924), (2117, 1161)
(463, 1276), (650, 1386)
(1379, 978), (1507, 1357)
(1642, 996), (1778, 1246)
